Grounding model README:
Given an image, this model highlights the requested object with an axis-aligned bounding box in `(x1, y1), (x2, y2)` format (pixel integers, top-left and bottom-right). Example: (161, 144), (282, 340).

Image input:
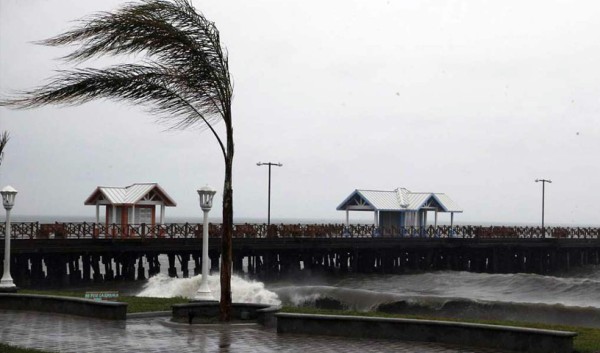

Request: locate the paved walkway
(0, 310), (510, 353)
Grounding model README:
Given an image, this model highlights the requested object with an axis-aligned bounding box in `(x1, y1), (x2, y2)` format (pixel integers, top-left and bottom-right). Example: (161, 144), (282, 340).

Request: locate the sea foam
(136, 273), (281, 305)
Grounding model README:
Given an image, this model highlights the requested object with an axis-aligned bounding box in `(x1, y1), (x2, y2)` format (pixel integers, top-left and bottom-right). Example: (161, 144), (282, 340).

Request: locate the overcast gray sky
(1, 0), (599, 225)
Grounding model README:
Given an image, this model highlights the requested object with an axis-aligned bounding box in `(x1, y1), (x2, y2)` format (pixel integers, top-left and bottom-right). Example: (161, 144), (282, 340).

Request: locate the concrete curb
(276, 313), (577, 353)
(0, 293), (127, 320)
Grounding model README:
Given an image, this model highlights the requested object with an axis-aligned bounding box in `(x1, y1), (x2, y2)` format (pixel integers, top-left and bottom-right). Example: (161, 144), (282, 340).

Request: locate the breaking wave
(273, 267), (600, 327)
(274, 285), (600, 328)
(330, 269), (600, 308)
(136, 273), (281, 305)
(134, 264), (600, 327)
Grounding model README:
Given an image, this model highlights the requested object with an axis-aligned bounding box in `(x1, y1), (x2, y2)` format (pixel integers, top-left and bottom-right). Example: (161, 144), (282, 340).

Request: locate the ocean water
(270, 268), (598, 305)
(134, 264), (600, 328)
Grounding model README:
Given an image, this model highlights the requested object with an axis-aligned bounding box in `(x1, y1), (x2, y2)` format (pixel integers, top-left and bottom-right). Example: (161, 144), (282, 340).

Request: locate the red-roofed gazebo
(84, 183), (177, 229)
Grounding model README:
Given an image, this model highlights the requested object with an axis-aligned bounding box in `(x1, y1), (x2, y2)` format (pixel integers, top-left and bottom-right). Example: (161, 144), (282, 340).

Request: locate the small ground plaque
(84, 291), (119, 301)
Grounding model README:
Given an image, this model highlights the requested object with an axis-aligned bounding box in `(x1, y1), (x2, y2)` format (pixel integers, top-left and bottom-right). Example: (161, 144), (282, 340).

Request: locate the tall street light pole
(0, 185), (17, 292)
(535, 179), (552, 238)
(257, 162), (282, 228)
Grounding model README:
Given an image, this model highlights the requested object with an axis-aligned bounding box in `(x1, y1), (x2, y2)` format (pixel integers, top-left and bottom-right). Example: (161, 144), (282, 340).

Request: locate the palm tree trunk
(220, 119), (234, 321)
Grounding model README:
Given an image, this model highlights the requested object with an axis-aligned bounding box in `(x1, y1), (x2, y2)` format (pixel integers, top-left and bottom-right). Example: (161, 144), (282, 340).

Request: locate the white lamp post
(194, 185), (217, 301)
(0, 185), (17, 292)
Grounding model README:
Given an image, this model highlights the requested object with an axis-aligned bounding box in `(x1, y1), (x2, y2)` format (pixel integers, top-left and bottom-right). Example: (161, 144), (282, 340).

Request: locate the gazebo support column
(342, 210), (351, 237)
(160, 205), (165, 225)
(373, 210), (380, 237)
(434, 210), (438, 237)
(95, 204), (100, 224)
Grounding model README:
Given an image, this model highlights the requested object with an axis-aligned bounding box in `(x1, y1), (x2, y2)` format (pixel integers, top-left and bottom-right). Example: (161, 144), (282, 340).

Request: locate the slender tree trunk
(220, 117), (234, 321)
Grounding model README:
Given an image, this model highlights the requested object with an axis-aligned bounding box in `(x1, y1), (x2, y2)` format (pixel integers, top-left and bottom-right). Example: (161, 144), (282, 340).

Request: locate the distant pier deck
(1, 222), (599, 287)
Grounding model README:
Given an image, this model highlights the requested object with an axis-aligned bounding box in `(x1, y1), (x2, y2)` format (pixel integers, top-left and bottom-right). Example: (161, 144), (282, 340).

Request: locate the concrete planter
(276, 313), (576, 353)
(171, 301), (279, 325)
(0, 293), (127, 320)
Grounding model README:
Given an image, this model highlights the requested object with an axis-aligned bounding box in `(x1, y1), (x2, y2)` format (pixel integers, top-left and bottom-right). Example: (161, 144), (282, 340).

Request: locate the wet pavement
(0, 310), (511, 352)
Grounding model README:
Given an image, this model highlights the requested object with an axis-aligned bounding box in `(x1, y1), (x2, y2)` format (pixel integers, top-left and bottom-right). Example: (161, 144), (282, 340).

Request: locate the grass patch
(0, 343), (55, 353)
(281, 307), (600, 353)
(120, 296), (189, 313)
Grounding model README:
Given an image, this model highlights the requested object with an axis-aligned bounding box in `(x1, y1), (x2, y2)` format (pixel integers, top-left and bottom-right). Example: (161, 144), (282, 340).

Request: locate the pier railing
(0, 222), (599, 240)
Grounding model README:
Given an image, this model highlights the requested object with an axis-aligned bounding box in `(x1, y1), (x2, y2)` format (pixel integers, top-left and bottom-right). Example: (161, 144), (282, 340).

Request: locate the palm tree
(0, 131), (9, 168)
(0, 0), (235, 320)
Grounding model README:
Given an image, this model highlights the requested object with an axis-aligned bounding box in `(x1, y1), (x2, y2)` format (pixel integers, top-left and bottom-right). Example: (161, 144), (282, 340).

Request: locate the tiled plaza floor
(0, 310), (511, 352)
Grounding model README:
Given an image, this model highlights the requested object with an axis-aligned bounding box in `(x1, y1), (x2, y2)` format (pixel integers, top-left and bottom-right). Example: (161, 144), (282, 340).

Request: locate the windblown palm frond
(3, 64), (226, 153)
(0, 131), (9, 167)
(1, 0), (232, 150)
(0, 0), (236, 321)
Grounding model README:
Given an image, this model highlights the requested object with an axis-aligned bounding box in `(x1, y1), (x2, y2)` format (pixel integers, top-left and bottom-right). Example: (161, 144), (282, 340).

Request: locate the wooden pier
(1, 222), (599, 287)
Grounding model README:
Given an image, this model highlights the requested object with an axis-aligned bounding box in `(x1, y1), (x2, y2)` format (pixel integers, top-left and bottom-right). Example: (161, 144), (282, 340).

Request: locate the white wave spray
(136, 274), (281, 305)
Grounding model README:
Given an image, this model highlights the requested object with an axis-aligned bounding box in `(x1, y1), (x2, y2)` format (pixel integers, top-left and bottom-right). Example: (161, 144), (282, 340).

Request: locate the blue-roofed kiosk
(337, 188), (463, 234)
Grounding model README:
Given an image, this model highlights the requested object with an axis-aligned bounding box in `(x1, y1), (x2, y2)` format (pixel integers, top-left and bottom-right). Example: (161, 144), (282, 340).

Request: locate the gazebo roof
(84, 183), (177, 206)
(336, 188), (462, 213)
